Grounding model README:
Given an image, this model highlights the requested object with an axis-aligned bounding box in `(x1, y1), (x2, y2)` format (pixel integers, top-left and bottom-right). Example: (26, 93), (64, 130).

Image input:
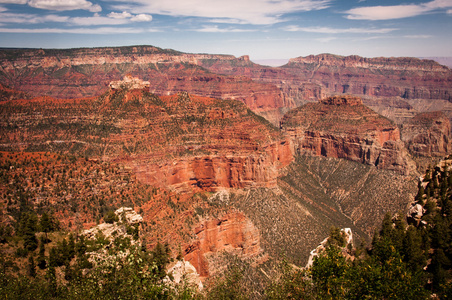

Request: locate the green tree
(27, 255), (36, 278)
(310, 246), (349, 299)
(37, 237), (46, 270)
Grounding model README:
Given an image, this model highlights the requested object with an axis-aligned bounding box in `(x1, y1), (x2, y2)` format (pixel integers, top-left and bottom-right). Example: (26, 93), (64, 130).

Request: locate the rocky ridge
(401, 111), (451, 157)
(0, 47), (285, 124)
(2, 46), (451, 126)
(0, 80), (292, 193)
(281, 95), (416, 175)
(184, 210), (262, 278)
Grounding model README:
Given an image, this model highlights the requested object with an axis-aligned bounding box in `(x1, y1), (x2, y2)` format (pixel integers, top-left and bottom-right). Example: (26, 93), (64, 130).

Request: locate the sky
(0, 0), (451, 61)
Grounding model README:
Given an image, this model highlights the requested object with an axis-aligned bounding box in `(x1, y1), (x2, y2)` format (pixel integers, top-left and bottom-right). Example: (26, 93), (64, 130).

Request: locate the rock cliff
(3, 47), (451, 126)
(0, 46), (285, 124)
(184, 211), (261, 278)
(401, 111), (451, 157)
(0, 83), (293, 192)
(281, 95), (415, 175)
(284, 54), (452, 101)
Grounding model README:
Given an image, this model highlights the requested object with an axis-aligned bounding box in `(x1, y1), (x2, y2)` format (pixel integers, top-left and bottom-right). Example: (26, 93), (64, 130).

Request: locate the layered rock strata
(0, 47), (285, 124)
(184, 211), (261, 278)
(0, 83), (293, 192)
(3, 47), (451, 126)
(281, 95), (415, 175)
(401, 111), (451, 157)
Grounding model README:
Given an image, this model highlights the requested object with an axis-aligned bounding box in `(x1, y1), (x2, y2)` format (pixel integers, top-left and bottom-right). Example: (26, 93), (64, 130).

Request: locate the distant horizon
(1, 43), (451, 68)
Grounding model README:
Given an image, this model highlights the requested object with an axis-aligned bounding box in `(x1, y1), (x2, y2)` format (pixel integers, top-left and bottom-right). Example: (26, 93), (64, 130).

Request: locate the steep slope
(3, 47), (451, 126)
(282, 54), (452, 101)
(281, 95), (416, 175)
(0, 87), (421, 281)
(401, 111), (451, 157)
(0, 47), (286, 124)
(0, 79), (292, 193)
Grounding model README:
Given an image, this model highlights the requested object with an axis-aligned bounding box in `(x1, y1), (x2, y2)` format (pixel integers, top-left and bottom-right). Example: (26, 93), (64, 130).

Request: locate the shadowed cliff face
(281, 95), (416, 175)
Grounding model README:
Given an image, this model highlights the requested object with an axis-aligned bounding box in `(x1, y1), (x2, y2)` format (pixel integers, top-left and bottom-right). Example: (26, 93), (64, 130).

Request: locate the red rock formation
(282, 95), (415, 175)
(401, 111), (451, 157)
(184, 212), (261, 278)
(0, 85), (293, 193)
(197, 52), (452, 124)
(283, 54), (452, 101)
(133, 141), (292, 193)
(0, 47), (285, 124)
(0, 83), (29, 101)
(2, 47), (451, 126)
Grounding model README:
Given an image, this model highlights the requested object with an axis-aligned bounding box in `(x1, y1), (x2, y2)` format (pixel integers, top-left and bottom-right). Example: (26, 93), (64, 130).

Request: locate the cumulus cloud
(130, 13), (152, 22)
(108, 11), (132, 19)
(195, 25), (256, 32)
(0, 0), (28, 3)
(107, 11), (151, 22)
(0, 11), (69, 23)
(0, 26), (145, 34)
(107, 0), (331, 25)
(284, 25), (397, 34)
(345, 0), (452, 20)
(28, 0), (101, 12)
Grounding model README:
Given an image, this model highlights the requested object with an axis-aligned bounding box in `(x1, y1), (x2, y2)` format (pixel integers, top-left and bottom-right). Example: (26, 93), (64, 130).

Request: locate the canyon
(1, 45), (451, 283)
(2, 46), (451, 126)
(0, 81), (424, 278)
(281, 95), (416, 175)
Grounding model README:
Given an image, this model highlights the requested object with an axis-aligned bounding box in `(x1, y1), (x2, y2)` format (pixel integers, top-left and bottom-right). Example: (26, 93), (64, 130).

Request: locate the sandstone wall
(401, 111), (451, 157)
(184, 212), (261, 278)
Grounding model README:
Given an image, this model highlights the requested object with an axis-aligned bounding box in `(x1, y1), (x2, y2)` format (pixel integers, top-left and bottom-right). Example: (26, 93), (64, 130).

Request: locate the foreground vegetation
(1, 154), (451, 299)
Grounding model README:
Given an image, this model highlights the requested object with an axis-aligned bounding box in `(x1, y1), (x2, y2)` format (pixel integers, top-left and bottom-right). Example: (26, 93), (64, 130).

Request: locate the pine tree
(27, 255), (36, 277)
(37, 237), (47, 269)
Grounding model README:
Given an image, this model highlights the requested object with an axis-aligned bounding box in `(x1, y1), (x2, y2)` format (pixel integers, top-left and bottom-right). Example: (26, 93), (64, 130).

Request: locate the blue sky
(0, 0), (451, 60)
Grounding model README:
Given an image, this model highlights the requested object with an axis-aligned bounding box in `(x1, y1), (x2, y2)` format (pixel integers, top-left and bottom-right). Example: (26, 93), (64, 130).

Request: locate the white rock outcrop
(306, 228), (353, 269)
(82, 207), (143, 241)
(109, 75), (150, 90)
(166, 260), (203, 291)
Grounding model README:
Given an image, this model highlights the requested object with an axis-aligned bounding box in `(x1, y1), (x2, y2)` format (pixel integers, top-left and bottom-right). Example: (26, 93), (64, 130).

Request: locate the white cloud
(0, 6), (7, 11)
(345, 0), (452, 20)
(404, 35), (432, 38)
(0, 0), (27, 3)
(284, 25), (397, 34)
(424, 0), (452, 9)
(207, 18), (249, 25)
(130, 14), (152, 22)
(108, 11), (132, 19)
(28, 0), (102, 12)
(195, 25), (255, 32)
(316, 37), (336, 42)
(107, 0), (331, 25)
(0, 9), (152, 26)
(0, 26), (144, 34)
(71, 14), (130, 25)
(0, 12), (69, 23)
(345, 5), (427, 20)
(448, 8), (452, 13)
(107, 11), (152, 22)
